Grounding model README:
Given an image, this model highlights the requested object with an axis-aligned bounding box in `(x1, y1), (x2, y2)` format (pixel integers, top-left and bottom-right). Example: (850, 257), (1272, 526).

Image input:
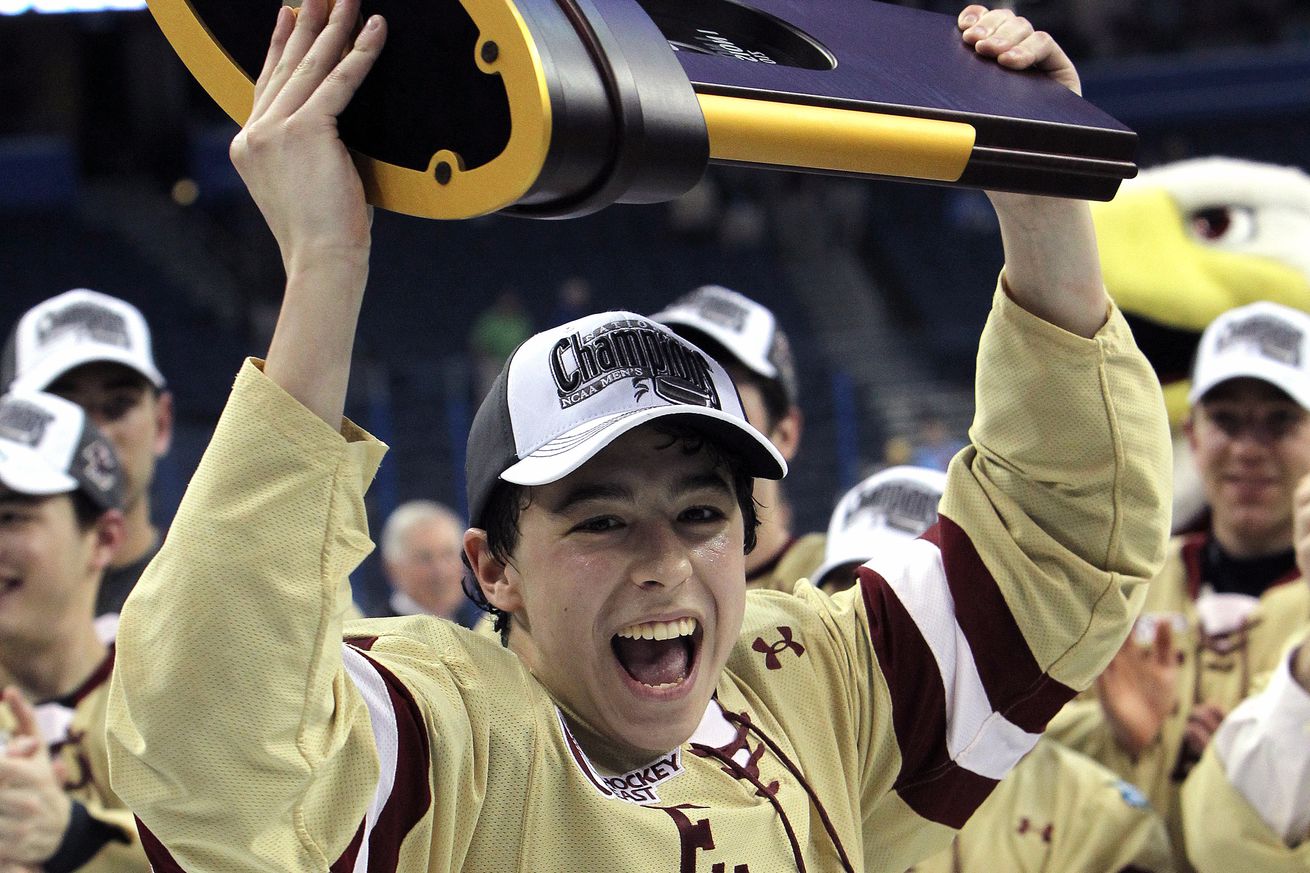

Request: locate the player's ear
(153, 390), (175, 457)
(769, 406), (803, 462)
(464, 528), (524, 613)
(1183, 410), (1199, 453)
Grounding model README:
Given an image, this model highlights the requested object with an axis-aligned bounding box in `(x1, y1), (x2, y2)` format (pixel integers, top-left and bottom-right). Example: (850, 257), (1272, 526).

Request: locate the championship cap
(1189, 301), (1310, 410)
(651, 286), (798, 406)
(813, 465), (946, 586)
(1, 289), (166, 393)
(466, 311), (787, 528)
(0, 390), (124, 511)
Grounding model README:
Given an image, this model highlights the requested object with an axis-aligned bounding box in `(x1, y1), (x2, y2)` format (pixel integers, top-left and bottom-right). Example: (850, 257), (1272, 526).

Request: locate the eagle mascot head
(1092, 157), (1310, 528)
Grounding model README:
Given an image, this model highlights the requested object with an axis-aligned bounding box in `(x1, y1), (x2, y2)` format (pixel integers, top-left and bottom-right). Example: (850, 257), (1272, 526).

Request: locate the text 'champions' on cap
(813, 465), (947, 587)
(465, 311), (787, 528)
(651, 285), (799, 407)
(1189, 301), (1310, 411)
(0, 390), (124, 512)
(1, 289), (165, 393)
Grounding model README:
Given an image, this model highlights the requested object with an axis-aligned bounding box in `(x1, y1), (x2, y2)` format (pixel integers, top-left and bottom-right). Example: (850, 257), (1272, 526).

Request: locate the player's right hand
(229, 0), (387, 276)
(1096, 618), (1181, 757)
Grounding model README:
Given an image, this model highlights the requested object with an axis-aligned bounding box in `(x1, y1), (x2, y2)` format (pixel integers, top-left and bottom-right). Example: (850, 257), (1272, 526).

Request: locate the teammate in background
(377, 499), (482, 628)
(106, 5), (1171, 872)
(1, 289), (172, 619)
(1180, 631), (1310, 872)
(652, 285), (825, 590)
(1048, 301), (1310, 864)
(812, 465), (947, 592)
(813, 466), (1174, 872)
(0, 391), (148, 872)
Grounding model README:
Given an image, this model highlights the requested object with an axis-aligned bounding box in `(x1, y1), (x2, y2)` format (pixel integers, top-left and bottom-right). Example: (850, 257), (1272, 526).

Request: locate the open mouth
(611, 617), (701, 690)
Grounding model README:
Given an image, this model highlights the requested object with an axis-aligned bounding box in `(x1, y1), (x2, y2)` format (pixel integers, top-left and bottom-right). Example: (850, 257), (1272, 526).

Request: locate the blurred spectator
(378, 500), (481, 628)
(909, 406), (966, 472)
(470, 289), (533, 401)
(1, 289), (172, 620)
(550, 276), (593, 329)
(0, 390), (149, 870)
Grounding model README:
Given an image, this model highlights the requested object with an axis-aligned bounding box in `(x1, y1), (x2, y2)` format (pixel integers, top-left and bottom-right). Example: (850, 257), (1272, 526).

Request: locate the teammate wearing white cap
(2, 289), (173, 617)
(652, 286), (825, 591)
(1049, 300), (1310, 864)
(0, 391), (148, 872)
(106, 5), (1171, 872)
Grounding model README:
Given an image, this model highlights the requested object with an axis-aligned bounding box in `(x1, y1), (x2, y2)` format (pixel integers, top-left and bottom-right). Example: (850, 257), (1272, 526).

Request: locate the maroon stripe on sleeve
(359, 651), (433, 871)
(921, 516), (1076, 732)
(135, 816), (186, 872)
(329, 822), (366, 872)
(860, 567), (996, 828)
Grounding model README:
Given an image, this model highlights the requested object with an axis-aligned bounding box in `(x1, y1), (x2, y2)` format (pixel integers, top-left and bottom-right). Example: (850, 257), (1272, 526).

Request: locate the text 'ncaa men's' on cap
(466, 311), (788, 529)
(651, 285), (799, 407)
(1, 289), (166, 393)
(0, 390), (124, 511)
(813, 465), (947, 585)
(1189, 301), (1310, 411)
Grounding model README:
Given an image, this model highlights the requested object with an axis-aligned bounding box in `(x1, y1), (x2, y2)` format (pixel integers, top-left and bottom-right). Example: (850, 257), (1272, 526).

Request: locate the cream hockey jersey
(906, 737), (1174, 873)
(1047, 541), (1310, 863)
(107, 289), (1170, 873)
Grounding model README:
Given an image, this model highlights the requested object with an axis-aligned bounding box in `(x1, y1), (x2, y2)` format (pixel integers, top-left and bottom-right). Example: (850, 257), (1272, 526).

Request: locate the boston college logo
(550, 319), (721, 411)
(36, 302), (132, 351)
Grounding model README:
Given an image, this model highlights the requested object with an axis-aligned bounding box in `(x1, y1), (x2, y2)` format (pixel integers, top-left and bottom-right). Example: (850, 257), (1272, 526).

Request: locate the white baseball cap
(0, 390), (124, 511)
(1189, 301), (1310, 410)
(1, 289), (165, 393)
(651, 285), (798, 406)
(813, 465), (947, 587)
(465, 311), (787, 527)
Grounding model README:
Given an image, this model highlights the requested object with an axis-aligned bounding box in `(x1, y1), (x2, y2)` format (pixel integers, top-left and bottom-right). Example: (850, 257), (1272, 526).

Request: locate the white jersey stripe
(874, 538), (1040, 781)
(342, 643), (400, 873)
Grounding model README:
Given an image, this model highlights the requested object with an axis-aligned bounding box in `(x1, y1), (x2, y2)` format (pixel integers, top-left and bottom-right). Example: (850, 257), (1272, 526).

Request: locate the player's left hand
(1181, 702), (1226, 759)
(957, 5), (1080, 95)
(0, 689), (72, 866)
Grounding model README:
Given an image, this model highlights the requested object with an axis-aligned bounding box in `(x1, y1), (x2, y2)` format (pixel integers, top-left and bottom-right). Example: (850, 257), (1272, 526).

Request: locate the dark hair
(71, 490), (108, 532)
(461, 422), (761, 642)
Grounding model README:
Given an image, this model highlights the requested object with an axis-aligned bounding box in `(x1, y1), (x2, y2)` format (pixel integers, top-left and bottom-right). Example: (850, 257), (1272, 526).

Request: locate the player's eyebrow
(674, 471), (734, 499)
(548, 471), (732, 514)
(548, 482), (635, 514)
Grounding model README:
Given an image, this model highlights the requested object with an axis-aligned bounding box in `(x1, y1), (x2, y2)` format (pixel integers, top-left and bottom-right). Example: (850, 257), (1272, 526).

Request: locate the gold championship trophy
(148, 0), (1138, 218)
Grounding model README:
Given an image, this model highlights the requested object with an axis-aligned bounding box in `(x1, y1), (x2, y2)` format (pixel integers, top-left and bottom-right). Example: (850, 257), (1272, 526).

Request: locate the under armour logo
(752, 626), (804, 670)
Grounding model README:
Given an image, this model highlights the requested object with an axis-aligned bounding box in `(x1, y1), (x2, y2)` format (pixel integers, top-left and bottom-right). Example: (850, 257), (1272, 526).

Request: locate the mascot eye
(1190, 206), (1256, 245)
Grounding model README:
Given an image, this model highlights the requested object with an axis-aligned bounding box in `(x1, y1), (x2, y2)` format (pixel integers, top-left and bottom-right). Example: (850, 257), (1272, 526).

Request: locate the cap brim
(501, 405), (787, 488)
(1189, 358), (1310, 410)
(0, 444), (78, 497)
(9, 347), (165, 393)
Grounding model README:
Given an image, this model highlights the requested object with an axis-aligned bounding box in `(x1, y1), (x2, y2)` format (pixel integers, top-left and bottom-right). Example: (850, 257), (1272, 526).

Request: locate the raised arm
(106, 4), (403, 870)
(229, 0), (386, 424)
(957, 5), (1108, 338)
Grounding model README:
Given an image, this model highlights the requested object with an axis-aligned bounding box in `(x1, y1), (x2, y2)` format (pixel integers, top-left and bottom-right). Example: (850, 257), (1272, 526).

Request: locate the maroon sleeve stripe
(860, 566), (998, 828)
(329, 822), (367, 872)
(922, 517), (1076, 732)
(357, 650), (433, 871)
(135, 816), (186, 872)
